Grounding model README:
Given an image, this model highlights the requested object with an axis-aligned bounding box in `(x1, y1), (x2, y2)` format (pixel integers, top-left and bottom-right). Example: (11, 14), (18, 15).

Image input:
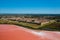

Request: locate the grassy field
(0, 19), (60, 31)
(0, 19), (41, 29)
(39, 22), (60, 31)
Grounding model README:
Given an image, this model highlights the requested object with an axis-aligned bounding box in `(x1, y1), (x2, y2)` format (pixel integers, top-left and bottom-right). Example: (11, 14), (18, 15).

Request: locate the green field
(0, 19), (60, 31)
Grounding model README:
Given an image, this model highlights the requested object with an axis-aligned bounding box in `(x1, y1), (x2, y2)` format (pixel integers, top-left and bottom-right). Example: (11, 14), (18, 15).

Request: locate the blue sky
(0, 0), (60, 14)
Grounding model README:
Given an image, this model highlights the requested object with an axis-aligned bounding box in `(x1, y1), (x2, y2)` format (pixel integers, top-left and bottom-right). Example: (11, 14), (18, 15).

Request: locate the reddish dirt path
(0, 24), (60, 40)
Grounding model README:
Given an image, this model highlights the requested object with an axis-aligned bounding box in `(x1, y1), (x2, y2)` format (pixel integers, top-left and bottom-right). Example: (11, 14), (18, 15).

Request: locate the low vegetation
(39, 22), (60, 31)
(0, 19), (40, 29)
(0, 19), (60, 31)
(0, 14), (60, 31)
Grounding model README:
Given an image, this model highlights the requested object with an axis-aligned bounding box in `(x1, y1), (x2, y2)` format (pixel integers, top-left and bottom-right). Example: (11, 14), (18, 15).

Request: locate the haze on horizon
(0, 0), (60, 14)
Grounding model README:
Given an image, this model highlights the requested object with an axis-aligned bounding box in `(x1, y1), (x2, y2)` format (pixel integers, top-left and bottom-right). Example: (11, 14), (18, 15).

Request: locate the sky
(0, 0), (60, 14)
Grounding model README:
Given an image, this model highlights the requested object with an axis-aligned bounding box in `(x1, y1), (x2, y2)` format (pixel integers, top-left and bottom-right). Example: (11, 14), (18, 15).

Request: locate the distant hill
(0, 14), (60, 16)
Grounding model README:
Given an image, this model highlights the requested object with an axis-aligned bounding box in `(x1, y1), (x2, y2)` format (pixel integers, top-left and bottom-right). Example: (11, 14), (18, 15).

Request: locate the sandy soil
(0, 24), (60, 40)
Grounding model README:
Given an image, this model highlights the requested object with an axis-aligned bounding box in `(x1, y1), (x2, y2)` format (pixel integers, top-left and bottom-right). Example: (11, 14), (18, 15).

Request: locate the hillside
(39, 22), (60, 31)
